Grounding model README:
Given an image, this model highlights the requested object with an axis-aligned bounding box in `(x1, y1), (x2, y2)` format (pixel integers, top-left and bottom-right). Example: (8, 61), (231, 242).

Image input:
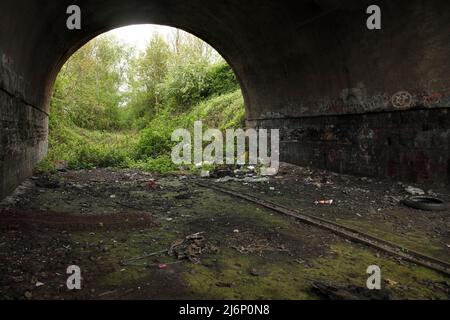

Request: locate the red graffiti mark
(422, 92), (442, 107)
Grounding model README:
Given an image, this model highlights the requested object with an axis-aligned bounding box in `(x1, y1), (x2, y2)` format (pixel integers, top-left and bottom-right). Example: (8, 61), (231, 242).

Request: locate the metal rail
(195, 181), (450, 277)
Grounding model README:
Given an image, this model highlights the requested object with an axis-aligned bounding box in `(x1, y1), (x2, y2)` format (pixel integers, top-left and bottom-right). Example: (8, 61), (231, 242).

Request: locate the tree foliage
(52, 35), (130, 131)
(44, 27), (244, 173)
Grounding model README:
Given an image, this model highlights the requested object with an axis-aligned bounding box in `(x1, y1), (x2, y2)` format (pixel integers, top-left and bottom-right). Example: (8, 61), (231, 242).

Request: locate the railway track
(195, 181), (450, 277)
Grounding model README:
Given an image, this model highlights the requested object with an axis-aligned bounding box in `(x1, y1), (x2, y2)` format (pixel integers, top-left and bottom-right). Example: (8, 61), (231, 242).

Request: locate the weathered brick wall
(0, 89), (48, 198)
(254, 108), (449, 186)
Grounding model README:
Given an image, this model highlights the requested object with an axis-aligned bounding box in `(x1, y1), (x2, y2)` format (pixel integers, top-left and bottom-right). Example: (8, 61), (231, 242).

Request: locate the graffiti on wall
(259, 79), (450, 120)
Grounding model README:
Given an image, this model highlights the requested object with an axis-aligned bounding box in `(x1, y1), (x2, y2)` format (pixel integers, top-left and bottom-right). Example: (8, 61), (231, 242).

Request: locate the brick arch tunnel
(1, 0), (449, 199)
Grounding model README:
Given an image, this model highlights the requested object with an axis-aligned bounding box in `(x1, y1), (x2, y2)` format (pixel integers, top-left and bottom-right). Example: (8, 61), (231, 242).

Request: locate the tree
(52, 35), (131, 131)
(168, 29), (221, 64)
(126, 34), (172, 125)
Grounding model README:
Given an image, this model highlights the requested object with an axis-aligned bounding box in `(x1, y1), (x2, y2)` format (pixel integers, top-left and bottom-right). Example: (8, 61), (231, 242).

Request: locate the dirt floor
(0, 164), (449, 300)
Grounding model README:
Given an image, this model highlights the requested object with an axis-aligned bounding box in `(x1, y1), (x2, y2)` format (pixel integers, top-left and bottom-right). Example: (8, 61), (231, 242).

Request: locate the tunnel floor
(0, 165), (449, 300)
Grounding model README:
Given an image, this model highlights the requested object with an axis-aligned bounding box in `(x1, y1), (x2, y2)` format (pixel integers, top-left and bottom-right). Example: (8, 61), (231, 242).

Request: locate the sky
(106, 24), (176, 52)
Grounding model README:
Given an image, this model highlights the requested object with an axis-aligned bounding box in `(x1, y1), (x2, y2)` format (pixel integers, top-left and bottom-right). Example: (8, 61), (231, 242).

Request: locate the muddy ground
(0, 165), (449, 300)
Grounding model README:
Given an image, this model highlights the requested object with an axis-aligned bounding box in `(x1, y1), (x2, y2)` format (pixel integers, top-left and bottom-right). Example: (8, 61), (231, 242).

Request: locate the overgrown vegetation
(38, 29), (244, 173)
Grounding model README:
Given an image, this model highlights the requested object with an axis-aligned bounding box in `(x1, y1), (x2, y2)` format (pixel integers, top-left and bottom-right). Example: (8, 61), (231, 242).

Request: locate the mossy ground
(0, 169), (448, 300)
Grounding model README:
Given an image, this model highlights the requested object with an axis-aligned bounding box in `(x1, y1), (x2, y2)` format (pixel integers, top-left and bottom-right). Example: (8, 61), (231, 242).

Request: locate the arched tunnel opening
(0, 0), (449, 302)
(44, 24), (246, 174)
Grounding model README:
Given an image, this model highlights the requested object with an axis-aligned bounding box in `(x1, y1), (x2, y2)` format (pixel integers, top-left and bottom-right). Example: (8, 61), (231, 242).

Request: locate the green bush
(134, 111), (177, 160)
(163, 61), (211, 111)
(69, 144), (129, 170)
(37, 125), (138, 172)
(131, 155), (178, 173)
(206, 62), (240, 97)
(186, 89), (245, 129)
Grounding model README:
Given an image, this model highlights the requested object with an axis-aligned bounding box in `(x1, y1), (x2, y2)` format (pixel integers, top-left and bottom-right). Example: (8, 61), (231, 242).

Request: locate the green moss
(70, 229), (181, 287)
(183, 249), (314, 300)
(308, 243), (447, 299)
(183, 243), (449, 300)
(65, 186), (448, 299)
(339, 218), (450, 263)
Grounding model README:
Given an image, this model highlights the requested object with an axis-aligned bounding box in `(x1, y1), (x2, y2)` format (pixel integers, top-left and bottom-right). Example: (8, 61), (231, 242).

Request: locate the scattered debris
(147, 261), (183, 269)
(405, 186), (425, 196)
(1, 166), (449, 300)
(98, 290), (118, 297)
(385, 279), (398, 287)
(169, 232), (219, 263)
(304, 177), (322, 188)
(201, 171), (211, 178)
(216, 176), (269, 183)
(120, 232), (219, 267)
(384, 195), (403, 205)
(314, 200), (334, 205)
(120, 249), (168, 266)
(230, 233), (290, 255)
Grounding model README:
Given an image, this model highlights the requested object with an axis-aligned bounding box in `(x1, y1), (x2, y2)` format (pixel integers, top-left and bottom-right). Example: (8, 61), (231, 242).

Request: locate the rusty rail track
(195, 181), (450, 277)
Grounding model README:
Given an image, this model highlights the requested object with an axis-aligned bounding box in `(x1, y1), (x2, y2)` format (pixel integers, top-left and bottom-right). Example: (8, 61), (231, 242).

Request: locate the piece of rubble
(148, 180), (158, 189)
(314, 200), (334, 205)
(201, 171), (211, 178)
(168, 232), (219, 263)
(216, 176), (269, 183)
(405, 186), (425, 196)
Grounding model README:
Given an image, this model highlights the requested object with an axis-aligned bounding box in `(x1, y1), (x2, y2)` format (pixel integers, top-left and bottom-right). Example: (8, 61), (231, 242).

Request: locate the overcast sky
(106, 24), (176, 52)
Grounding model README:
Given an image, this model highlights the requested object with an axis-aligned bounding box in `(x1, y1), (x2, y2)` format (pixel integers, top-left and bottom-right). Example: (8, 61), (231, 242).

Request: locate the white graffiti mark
(290, 81), (449, 118)
(391, 91), (413, 109)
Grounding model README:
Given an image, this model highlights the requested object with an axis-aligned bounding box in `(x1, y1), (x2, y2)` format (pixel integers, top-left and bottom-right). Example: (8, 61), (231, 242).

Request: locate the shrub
(134, 113), (176, 160)
(131, 155), (178, 173)
(163, 61), (211, 111)
(206, 62), (240, 97)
